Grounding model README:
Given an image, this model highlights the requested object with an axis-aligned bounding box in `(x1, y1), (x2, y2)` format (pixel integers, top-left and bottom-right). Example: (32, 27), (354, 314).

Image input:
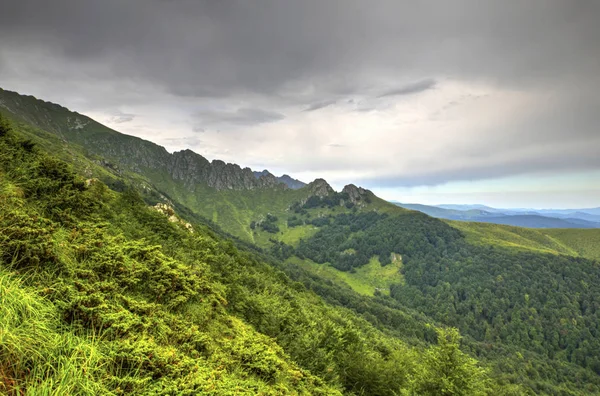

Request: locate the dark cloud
(303, 100), (337, 112)
(377, 79), (436, 98)
(109, 111), (135, 123)
(3, 0), (598, 100)
(0, 0), (599, 195)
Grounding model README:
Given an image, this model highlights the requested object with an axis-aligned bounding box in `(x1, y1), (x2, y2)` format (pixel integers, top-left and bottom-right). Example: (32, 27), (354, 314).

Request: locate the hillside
(2, 88), (600, 394)
(0, 114), (503, 395)
(0, 88), (402, 242)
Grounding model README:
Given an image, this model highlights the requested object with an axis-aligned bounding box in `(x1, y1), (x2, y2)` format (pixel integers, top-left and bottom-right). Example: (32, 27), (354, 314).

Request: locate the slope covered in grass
(543, 228), (600, 260)
(451, 221), (600, 260)
(286, 255), (404, 297)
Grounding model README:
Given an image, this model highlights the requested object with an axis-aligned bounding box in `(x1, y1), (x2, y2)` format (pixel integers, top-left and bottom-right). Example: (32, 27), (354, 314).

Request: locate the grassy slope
(543, 228), (600, 260)
(286, 255), (404, 297)
(0, 113), (507, 395)
(451, 221), (600, 260)
(4, 91), (600, 393)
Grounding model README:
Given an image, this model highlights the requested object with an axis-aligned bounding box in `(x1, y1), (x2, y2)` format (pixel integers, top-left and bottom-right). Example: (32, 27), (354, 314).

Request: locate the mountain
(436, 203), (600, 221)
(253, 169), (307, 189)
(394, 202), (600, 228)
(0, 87), (298, 192)
(3, 87), (600, 394)
(472, 214), (600, 228)
(436, 203), (501, 212)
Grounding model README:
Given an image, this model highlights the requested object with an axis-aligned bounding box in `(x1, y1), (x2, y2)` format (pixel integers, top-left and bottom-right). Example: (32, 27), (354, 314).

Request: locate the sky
(1, 0), (599, 208)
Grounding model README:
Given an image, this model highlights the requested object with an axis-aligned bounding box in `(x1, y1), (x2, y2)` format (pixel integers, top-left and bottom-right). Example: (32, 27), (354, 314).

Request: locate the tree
(409, 327), (490, 396)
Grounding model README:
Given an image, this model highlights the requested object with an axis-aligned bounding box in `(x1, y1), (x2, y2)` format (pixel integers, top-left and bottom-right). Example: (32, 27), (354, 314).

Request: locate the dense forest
(291, 210), (600, 393)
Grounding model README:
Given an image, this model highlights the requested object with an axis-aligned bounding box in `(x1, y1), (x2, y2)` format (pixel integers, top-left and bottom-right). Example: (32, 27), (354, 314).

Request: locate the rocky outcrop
(309, 178), (334, 197)
(160, 150), (289, 191)
(342, 184), (371, 204)
(253, 170), (306, 189)
(152, 203), (194, 233)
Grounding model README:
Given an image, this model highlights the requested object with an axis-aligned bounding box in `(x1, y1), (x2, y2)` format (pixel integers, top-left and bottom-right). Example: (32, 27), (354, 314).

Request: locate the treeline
(290, 190), (370, 212)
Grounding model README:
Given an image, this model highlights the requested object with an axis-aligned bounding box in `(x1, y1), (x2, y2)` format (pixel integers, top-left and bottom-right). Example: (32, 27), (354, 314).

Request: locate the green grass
(0, 270), (107, 395)
(449, 221), (579, 255)
(287, 255), (404, 296)
(278, 225), (319, 247)
(450, 221), (600, 261)
(543, 228), (600, 260)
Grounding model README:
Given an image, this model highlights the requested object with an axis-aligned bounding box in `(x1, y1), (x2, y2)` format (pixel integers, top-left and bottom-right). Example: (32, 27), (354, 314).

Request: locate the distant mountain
(253, 169), (306, 189)
(436, 203), (500, 212)
(393, 202), (600, 228)
(471, 214), (600, 229)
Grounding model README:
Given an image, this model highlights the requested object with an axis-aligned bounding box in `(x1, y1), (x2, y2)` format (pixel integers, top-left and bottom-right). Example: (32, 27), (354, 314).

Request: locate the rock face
(0, 89), (295, 192)
(342, 184), (370, 204)
(253, 170), (306, 190)
(309, 178), (334, 197)
(168, 151), (286, 191)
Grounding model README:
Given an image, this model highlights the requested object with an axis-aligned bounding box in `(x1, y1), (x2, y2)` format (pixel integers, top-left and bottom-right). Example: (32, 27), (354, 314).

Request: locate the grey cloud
(194, 107), (284, 127)
(303, 100), (336, 112)
(3, 0), (599, 100)
(109, 111), (135, 123)
(357, 136), (600, 188)
(377, 79), (436, 98)
(0, 0), (599, 192)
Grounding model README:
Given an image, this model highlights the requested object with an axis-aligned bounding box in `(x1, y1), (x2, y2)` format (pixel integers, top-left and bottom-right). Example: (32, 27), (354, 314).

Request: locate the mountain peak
(253, 170), (306, 189)
(308, 178), (334, 197)
(342, 184), (371, 204)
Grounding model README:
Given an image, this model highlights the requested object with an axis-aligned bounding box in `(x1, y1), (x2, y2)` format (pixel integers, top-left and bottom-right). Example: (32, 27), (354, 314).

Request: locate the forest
(290, 210), (600, 393)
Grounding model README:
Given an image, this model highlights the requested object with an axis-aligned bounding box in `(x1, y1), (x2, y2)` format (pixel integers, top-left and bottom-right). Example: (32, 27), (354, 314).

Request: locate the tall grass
(0, 271), (107, 395)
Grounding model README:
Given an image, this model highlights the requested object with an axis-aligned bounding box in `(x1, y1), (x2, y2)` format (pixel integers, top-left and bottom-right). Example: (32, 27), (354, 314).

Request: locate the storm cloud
(0, 0), (599, 205)
(377, 79), (437, 98)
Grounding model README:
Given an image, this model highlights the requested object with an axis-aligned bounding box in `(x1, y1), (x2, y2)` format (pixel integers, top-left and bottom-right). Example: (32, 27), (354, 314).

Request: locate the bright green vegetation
(543, 228), (600, 260)
(0, 115), (499, 395)
(451, 221), (600, 260)
(287, 255), (403, 297)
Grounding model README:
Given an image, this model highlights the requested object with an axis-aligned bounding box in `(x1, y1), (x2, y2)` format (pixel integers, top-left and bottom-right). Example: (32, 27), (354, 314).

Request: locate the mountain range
(2, 87), (600, 395)
(393, 202), (600, 228)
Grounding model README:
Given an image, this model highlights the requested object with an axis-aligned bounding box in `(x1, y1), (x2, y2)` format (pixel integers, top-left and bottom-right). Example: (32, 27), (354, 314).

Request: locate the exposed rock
(152, 203), (194, 233)
(278, 174), (306, 189)
(85, 178), (100, 187)
(309, 178), (334, 197)
(256, 172), (281, 188)
(253, 170), (306, 189)
(342, 184), (370, 204)
(153, 203), (176, 217)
